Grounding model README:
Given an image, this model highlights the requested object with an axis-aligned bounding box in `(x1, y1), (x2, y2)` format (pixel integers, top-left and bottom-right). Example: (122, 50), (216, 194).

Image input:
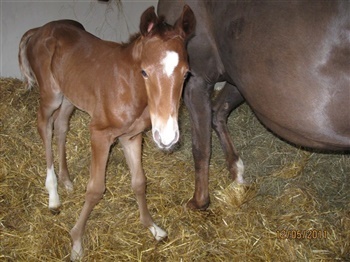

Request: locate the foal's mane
(122, 17), (181, 47)
(147, 17), (182, 40)
(123, 17), (182, 61)
(122, 33), (141, 46)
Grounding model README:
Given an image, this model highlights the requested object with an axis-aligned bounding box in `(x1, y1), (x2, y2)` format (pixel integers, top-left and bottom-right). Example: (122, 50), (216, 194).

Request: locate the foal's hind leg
(119, 134), (167, 241)
(212, 83), (245, 183)
(53, 97), (75, 191)
(37, 92), (63, 210)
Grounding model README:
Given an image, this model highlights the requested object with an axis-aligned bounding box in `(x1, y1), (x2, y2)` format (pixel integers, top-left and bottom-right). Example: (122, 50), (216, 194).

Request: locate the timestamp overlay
(276, 229), (328, 240)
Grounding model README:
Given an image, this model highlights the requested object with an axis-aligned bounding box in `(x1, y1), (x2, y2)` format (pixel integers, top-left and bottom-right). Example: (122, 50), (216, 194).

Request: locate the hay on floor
(1, 78), (349, 261)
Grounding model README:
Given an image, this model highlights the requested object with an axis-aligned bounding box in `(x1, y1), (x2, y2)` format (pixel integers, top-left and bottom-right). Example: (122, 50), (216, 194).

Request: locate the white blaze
(161, 51), (179, 76)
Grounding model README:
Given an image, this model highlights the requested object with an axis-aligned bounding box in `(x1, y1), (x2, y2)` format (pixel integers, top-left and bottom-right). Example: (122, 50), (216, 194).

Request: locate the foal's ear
(174, 5), (196, 39)
(140, 6), (158, 36)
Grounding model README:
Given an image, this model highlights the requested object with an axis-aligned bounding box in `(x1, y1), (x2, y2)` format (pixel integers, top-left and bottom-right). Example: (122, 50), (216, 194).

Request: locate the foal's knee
(85, 183), (105, 205)
(54, 119), (69, 137)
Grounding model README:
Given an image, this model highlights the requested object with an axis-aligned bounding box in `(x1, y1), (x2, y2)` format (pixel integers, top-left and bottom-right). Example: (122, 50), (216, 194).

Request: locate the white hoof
(64, 180), (74, 192)
(70, 242), (83, 261)
(148, 223), (167, 241)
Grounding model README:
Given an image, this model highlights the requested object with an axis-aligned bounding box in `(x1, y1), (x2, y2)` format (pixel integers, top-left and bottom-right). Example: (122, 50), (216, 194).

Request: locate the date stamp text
(276, 230), (328, 240)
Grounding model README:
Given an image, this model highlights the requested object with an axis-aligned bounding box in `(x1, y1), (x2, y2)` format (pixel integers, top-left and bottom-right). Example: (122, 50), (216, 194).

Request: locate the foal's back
(25, 20), (140, 118)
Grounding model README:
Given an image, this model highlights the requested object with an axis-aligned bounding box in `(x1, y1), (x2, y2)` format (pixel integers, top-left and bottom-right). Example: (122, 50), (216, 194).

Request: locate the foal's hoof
(48, 199), (61, 215)
(148, 223), (168, 241)
(64, 180), (74, 192)
(70, 230), (83, 261)
(70, 247), (83, 262)
(49, 206), (61, 215)
(60, 178), (74, 192)
(186, 197), (210, 211)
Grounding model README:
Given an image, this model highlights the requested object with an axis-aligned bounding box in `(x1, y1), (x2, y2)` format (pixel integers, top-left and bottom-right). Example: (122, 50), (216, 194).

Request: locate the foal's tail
(18, 28), (38, 89)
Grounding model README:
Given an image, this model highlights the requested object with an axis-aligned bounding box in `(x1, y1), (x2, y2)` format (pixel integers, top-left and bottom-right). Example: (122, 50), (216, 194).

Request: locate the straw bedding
(1, 77), (349, 261)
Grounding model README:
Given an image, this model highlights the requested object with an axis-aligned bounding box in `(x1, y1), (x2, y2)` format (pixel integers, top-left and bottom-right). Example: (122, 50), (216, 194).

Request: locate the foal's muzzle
(153, 129), (179, 150)
(152, 116), (180, 150)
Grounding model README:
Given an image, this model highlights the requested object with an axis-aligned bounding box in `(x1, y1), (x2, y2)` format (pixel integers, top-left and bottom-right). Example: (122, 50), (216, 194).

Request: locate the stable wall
(0, 0), (157, 78)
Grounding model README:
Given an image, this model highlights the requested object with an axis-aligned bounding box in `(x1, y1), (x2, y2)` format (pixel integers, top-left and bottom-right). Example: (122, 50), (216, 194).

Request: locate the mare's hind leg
(212, 82), (245, 183)
(37, 91), (63, 210)
(53, 97), (75, 191)
(119, 134), (167, 241)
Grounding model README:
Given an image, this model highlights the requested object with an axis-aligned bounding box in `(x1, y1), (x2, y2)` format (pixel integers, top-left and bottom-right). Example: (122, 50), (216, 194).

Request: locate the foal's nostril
(154, 129), (161, 144)
(174, 131), (179, 143)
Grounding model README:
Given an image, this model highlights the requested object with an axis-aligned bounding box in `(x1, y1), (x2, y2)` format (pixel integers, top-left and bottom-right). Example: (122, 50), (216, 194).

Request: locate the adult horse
(18, 6), (195, 260)
(158, 0), (350, 210)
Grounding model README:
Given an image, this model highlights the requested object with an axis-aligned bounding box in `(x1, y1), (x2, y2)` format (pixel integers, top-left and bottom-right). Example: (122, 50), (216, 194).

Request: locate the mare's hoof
(233, 176), (250, 186)
(185, 197), (210, 211)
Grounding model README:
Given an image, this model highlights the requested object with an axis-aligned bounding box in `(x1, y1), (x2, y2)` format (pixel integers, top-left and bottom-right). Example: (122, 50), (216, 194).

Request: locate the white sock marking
(45, 165), (60, 209)
(236, 158), (245, 184)
(161, 51), (179, 76)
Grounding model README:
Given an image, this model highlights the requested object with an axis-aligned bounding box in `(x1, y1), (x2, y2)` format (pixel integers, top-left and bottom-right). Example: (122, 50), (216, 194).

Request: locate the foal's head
(138, 6), (195, 150)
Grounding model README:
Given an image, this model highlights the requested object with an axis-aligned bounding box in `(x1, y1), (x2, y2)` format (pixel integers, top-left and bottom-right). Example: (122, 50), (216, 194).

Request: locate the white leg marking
(45, 165), (60, 209)
(236, 158), (245, 184)
(148, 223), (167, 241)
(161, 51), (179, 76)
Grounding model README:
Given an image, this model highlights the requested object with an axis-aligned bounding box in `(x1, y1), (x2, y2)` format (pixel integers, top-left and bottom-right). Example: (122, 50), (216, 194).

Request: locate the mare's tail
(18, 28), (38, 89)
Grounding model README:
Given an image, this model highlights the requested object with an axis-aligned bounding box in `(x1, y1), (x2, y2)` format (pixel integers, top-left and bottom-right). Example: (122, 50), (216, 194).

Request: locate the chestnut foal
(18, 6), (195, 260)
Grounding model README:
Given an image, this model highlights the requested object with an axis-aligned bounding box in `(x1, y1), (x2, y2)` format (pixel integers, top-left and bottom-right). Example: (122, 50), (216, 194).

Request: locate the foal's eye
(141, 70), (148, 78)
(184, 71), (191, 79)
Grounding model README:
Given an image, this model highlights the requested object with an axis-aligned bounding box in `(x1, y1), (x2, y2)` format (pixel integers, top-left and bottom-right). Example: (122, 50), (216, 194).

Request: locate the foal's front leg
(70, 129), (111, 261)
(119, 134), (167, 241)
